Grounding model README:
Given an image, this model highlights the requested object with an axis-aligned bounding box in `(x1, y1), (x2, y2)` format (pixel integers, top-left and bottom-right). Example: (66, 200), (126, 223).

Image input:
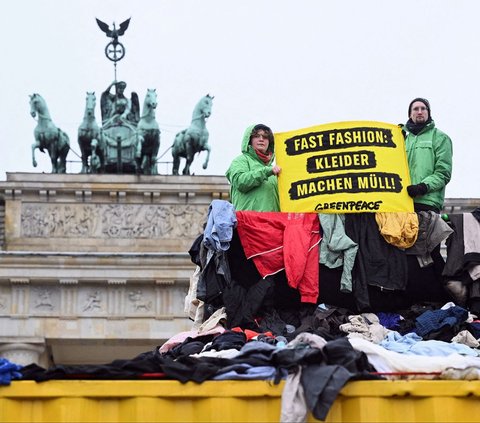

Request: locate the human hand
(407, 183), (428, 197)
(272, 165), (281, 176)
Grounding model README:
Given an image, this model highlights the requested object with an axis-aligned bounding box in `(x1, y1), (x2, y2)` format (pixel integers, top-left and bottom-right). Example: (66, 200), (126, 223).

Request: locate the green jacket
(404, 120), (453, 210)
(225, 124), (280, 212)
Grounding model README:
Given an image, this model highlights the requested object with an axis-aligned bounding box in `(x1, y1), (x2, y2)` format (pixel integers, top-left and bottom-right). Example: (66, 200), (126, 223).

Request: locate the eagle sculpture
(95, 18), (131, 43)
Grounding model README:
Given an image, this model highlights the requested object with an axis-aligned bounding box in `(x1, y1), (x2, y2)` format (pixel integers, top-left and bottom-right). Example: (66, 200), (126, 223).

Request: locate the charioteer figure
(100, 80), (139, 129)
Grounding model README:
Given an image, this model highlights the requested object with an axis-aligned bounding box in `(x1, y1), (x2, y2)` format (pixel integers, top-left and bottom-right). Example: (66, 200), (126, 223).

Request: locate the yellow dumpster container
(1, 379), (480, 422)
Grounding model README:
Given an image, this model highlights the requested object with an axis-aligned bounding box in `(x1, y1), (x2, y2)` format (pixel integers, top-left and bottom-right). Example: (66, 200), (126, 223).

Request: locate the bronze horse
(78, 92), (105, 173)
(30, 93), (70, 173)
(172, 94), (213, 175)
(136, 89), (160, 175)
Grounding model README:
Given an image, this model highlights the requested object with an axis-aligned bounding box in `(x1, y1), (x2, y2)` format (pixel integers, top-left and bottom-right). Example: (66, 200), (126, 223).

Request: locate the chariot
(101, 120), (139, 174)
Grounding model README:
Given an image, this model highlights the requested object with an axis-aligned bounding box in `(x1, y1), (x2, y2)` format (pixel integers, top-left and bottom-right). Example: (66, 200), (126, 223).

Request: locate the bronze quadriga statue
(28, 19), (215, 176)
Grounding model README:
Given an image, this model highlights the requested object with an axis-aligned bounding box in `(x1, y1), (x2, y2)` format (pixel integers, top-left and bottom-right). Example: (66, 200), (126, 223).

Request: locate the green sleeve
(226, 156), (273, 194)
(422, 131), (453, 192)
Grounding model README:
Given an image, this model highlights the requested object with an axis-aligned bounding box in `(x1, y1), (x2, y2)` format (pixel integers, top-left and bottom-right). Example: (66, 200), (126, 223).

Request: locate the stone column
(0, 338), (46, 366)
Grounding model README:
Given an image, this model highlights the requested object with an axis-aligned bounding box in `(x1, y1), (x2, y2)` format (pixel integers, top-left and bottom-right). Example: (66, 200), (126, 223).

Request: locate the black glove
(407, 183), (428, 198)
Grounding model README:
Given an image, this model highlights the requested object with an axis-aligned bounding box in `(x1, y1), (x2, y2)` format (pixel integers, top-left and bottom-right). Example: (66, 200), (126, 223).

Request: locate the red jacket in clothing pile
(235, 211), (321, 303)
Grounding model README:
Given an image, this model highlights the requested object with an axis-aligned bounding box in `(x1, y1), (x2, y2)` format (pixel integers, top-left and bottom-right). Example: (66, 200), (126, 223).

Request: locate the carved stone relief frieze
(0, 283), (184, 318)
(0, 293), (7, 311)
(21, 203), (207, 239)
(128, 289), (153, 313)
(81, 289), (105, 313)
(31, 287), (58, 314)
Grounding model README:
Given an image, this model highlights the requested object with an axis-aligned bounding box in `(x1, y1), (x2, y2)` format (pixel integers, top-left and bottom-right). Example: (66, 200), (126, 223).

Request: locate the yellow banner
(274, 121), (414, 213)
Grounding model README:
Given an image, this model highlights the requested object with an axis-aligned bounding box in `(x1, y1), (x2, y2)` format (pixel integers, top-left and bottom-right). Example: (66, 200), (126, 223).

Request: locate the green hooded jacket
(404, 119), (453, 210)
(225, 124), (280, 212)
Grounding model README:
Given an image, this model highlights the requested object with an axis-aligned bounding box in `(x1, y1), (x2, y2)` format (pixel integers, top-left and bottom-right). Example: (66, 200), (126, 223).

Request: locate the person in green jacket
(226, 124), (281, 212)
(403, 97), (453, 289)
(404, 97), (453, 213)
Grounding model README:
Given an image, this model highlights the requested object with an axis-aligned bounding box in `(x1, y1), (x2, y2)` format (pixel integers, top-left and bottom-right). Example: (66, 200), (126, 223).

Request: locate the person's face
(410, 101), (429, 124)
(250, 130), (270, 153)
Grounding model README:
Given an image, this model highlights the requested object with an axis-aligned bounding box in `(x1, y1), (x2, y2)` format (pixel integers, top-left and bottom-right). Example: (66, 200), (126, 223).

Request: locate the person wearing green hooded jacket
(403, 97), (453, 213)
(226, 124), (281, 212)
(403, 97), (453, 289)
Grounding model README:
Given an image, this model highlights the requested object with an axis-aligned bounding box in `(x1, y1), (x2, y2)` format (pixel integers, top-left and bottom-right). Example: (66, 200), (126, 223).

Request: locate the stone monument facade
(0, 173), (230, 366)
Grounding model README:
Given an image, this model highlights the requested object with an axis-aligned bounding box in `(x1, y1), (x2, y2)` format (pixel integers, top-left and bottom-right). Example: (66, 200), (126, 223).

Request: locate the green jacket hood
(241, 124), (275, 156)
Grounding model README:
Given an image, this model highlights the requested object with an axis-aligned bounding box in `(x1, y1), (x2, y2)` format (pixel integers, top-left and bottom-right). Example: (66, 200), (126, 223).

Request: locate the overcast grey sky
(1, 0), (478, 198)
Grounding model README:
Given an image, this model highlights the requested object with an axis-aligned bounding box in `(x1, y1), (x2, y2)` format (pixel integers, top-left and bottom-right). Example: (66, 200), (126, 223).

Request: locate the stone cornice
(0, 173), (230, 202)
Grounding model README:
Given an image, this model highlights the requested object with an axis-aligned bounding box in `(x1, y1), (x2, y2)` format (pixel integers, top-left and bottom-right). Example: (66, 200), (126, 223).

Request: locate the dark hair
(251, 123), (274, 144)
